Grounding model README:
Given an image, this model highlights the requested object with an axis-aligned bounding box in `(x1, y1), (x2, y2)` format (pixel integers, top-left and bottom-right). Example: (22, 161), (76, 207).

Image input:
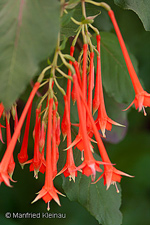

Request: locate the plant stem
(85, 0), (111, 11)
(56, 68), (73, 81)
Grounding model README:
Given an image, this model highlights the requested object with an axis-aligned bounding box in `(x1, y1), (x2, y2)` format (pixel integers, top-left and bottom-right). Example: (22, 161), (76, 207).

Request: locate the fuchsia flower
(108, 10), (150, 115)
(86, 51), (95, 137)
(39, 120), (46, 151)
(0, 82), (40, 186)
(0, 103), (4, 117)
(95, 34), (124, 137)
(73, 74), (108, 181)
(61, 95), (71, 141)
(32, 98), (64, 210)
(52, 102), (59, 178)
(68, 44), (96, 158)
(93, 42), (100, 115)
(73, 61), (82, 87)
(62, 46), (74, 139)
(6, 116), (15, 178)
(82, 44), (88, 103)
(18, 103), (32, 166)
(71, 61), (82, 104)
(56, 116), (61, 147)
(58, 46), (77, 181)
(76, 79), (133, 190)
(25, 107), (46, 178)
(58, 95), (77, 181)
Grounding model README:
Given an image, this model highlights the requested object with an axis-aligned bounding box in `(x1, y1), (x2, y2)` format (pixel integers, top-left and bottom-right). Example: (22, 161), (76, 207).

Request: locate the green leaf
(0, 0), (60, 109)
(100, 32), (137, 104)
(104, 90), (128, 144)
(114, 0), (150, 31)
(62, 154), (122, 225)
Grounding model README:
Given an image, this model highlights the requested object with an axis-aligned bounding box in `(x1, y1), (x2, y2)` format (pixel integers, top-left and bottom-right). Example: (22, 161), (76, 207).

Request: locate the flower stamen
(143, 106), (147, 116)
(47, 201), (50, 211)
(81, 150), (84, 161)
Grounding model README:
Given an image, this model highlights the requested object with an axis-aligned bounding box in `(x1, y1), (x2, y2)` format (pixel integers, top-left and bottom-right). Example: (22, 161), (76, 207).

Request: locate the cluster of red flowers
(0, 6), (150, 211)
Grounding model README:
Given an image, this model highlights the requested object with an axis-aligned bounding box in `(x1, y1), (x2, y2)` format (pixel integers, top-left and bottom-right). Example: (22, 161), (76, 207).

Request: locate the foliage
(0, 1), (150, 225)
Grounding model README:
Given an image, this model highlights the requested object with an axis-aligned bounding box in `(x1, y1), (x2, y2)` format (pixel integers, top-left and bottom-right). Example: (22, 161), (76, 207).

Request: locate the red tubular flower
(40, 148), (46, 174)
(6, 116), (15, 178)
(32, 98), (64, 210)
(52, 103), (58, 179)
(95, 34), (124, 137)
(61, 95), (71, 140)
(58, 46), (77, 181)
(39, 121), (47, 174)
(73, 74), (106, 181)
(93, 36), (101, 115)
(77, 81), (133, 191)
(56, 116), (61, 147)
(71, 83), (77, 105)
(55, 106), (60, 164)
(108, 10), (150, 115)
(62, 46), (74, 138)
(72, 62), (82, 104)
(0, 82), (40, 186)
(58, 135), (77, 181)
(30, 107), (41, 177)
(73, 61), (82, 87)
(69, 47), (95, 156)
(39, 120), (46, 151)
(0, 103), (4, 117)
(18, 103), (32, 166)
(87, 51), (94, 137)
(25, 107), (46, 178)
(82, 44), (88, 107)
(71, 44), (88, 134)
(57, 91), (77, 181)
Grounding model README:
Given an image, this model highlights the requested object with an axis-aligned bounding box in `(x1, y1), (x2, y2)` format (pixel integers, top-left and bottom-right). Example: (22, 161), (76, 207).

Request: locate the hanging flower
(94, 34), (124, 137)
(86, 51), (94, 137)
(75, 74), (133, 190)
(18, 103), (32, 167)
(6, 115), (15, 178)
(0, 82), (40, 186)
(108, 9), (150, 115)
(73, 74), (107, 181)
(25, 107), (46, 178)
(57, 90), (77, 181)
(32, 98), (64, 210)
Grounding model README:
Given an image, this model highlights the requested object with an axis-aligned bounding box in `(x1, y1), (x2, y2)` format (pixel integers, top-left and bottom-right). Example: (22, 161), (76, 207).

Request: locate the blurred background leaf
(114, 0), (150, 31)
(0, 0), (60, 109)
